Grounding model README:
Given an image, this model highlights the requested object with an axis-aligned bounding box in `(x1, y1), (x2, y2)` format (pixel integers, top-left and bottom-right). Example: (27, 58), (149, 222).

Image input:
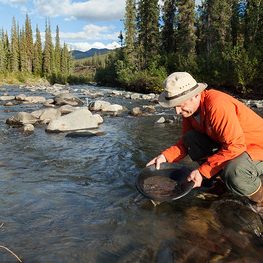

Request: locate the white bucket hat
(158, 72), (207, 108)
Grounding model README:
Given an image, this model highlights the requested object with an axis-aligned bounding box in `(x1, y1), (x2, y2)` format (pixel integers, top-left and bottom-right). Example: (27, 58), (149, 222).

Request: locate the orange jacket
(162, 89), (263, 179)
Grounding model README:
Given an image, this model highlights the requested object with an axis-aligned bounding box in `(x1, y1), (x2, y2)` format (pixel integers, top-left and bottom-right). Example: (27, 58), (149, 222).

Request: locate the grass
(0, 72), (49, 86)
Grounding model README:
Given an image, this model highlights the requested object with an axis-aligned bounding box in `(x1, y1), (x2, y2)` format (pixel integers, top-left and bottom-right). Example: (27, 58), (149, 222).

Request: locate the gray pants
(183, 130), (263, 196)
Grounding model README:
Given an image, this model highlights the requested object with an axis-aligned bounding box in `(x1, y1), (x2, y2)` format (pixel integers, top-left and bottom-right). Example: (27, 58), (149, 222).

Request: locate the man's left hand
(187, 169), (203, 188)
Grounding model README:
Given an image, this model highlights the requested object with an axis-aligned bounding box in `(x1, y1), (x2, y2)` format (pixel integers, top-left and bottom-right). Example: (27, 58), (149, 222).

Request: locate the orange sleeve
(161, 118), (192, 162)
(199, 102), (246, 178)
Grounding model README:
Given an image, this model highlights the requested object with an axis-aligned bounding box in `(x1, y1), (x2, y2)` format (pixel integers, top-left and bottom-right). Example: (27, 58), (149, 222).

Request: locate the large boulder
(54, 93), (84, 106)
(101, 104), (124, 113)
(6, 112), (38, 126)
(15, 94), (46, 104)
(0, 95), (15, 101)
(31, 108), (61, 124)
(88, 100), (111, 111)
(46, 108), (100, 132)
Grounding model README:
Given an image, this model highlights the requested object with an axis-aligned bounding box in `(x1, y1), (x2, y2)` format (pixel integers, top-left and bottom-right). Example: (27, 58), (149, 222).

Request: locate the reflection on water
(0, 85), (262, 262)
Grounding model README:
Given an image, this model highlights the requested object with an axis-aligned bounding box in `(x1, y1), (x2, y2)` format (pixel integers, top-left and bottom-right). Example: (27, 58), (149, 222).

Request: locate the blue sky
(0, 0), (201, 52)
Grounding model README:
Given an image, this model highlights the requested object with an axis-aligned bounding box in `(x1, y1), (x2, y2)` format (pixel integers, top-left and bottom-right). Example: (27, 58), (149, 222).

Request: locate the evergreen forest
(95, 0), (263, 96)
(0, 15), (72, 85)
(1, 1), (263, 97)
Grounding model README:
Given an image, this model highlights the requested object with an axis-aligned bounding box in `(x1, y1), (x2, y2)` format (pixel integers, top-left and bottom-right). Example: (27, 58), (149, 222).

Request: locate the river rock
(142, 105), (156, 113)
(155, 117), (166, 124)
(211, 197), (263, 237)
(59, 105), (77, 114)
(54, 93), (84, 106)
(130, 93), (141, 100)
(6, 112), (38, 126)
(24, 96), (46, 104)
(130, 107), (143, 116)
(32, 108), (61, 124)
(101, 104), (123, 113)
(15, 94), (27, 101)
(88, 100), (111, 111)
(65, 131), (105, 138)
(93, 114), (104, 124)
(46, 108), (99, 132)
(23, 124), (34, 132)
(4, 101), (15, 106)
(0, 95), (15, 101)
(16, 94), (46, 104)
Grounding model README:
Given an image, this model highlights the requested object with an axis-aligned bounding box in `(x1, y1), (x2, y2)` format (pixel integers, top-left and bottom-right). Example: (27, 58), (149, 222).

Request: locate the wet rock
(155, 117), (166, 124)
(32, 108), (61, 124)
(59, 105), (76, 114)
(211, 198), (263, 237)
(22, 96), (46, 104)
(23, 124), (34, 133)
(130, 107), (143, 116)
(0, 95), (15, 101)
(15, 94), (27, 101)
(6, 112), (38, 126)
(93, 113), (103, 124)
(46, 108), (99, 132)
(130, 93), (141, 100)
(4, 101), (15, 106)
(88, 100), (111, 111)
(142, 105), (156, 113)
(101, 104), (123, 113)
(54, 93), (84, 106)
(65, 131), (105, 138)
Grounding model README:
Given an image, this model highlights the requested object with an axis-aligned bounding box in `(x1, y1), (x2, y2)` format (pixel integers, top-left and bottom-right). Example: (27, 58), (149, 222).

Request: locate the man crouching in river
(147, 72), (263, 216)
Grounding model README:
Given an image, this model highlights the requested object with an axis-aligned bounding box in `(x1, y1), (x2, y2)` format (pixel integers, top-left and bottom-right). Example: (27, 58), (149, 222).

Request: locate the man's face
(174, 94), (201, 118)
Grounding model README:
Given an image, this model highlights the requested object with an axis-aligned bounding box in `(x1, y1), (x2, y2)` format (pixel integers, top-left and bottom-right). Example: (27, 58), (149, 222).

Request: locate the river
(0, 84), (262, 262)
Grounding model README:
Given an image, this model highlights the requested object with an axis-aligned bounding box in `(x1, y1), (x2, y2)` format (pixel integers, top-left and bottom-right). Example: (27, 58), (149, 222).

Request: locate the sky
(0, 0), (201, 52)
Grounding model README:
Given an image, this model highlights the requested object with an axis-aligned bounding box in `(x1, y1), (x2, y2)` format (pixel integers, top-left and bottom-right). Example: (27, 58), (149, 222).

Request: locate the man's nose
(175, 106), (182, 114)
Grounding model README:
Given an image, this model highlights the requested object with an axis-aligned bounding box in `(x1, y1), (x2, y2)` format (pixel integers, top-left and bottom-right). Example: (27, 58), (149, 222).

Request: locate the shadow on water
(0, 85), (262, 262)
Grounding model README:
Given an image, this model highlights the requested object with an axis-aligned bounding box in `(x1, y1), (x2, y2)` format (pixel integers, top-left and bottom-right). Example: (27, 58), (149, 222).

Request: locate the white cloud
(33, 0), (125, 21)
(60, 24), (119, 41)
(68, 41), (120, 51)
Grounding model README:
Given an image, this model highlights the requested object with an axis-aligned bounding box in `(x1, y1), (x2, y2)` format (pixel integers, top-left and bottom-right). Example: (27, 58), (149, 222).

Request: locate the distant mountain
(71, 48), (111, 60)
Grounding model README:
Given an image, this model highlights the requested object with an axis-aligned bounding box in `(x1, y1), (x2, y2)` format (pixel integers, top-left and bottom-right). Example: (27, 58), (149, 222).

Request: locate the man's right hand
(146, 154), (167, 170)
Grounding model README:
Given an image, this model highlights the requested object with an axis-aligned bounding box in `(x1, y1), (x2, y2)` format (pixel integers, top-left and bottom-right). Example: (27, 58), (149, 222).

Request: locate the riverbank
(1, 70), (263, 101)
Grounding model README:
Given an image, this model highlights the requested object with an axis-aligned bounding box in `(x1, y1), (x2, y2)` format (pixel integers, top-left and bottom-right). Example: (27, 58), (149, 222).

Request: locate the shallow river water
(0, 85), (262, 263)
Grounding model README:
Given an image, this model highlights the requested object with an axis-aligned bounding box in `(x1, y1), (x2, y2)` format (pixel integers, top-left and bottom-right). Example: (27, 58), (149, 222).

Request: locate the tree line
(0, 15), (72, 84)
(95, 0), (263, 95)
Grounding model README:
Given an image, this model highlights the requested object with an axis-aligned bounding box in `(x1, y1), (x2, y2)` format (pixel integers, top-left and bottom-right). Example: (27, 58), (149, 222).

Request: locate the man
(147, 72), (263, 214)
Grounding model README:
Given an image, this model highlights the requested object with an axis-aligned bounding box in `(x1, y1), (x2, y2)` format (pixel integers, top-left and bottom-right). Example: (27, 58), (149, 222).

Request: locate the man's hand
(187, 169), (203, 188)
(146, 154), (167, 170)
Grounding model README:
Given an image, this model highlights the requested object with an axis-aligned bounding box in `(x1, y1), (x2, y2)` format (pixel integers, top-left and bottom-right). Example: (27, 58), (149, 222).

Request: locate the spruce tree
(3, 31), (11, 72)
(244, 0), (263, 87)
(33, 25), (43, 75)
(175, 0), (197, 72)
(0, 30), (5, 72)
(25, 14), (34, 72)
(244, 0), (263, 49)
(55, 25), (61, 74)
(161, 0), (176, 54)
(43, 20), (53, 75)
(176, 0), (196, 56)
(61, 43), (71, 75)
(19, 27), (28, 72)
(10, 17), (19, 72)
(124, 0), (137, 66)
(137, 0), (160, 69)
(197, 0), (233, 81)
